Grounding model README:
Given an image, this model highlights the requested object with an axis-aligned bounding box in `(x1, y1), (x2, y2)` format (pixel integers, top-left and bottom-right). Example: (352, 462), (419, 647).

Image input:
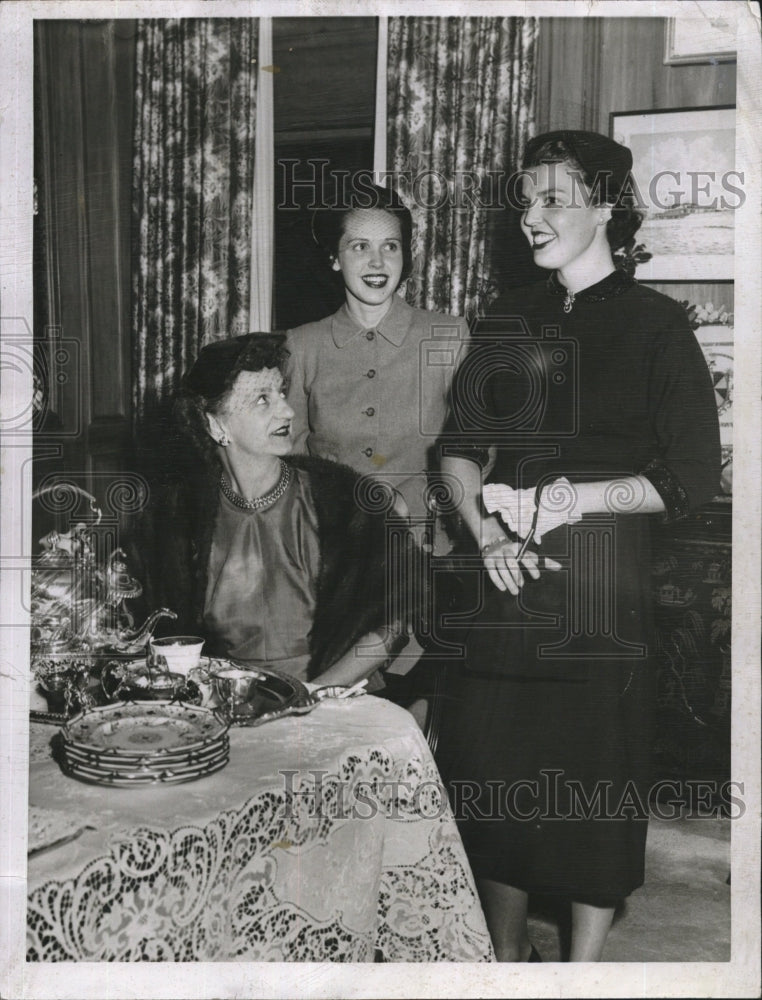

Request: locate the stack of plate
(60, 701), (230, 786)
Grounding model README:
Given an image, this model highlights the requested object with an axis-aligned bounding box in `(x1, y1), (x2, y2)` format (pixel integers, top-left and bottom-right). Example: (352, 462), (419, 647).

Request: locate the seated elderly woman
(138, 333), (412, 688)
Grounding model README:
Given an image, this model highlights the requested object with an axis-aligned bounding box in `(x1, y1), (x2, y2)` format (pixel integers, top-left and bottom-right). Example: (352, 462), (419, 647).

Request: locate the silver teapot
(31, 483), (176, 706)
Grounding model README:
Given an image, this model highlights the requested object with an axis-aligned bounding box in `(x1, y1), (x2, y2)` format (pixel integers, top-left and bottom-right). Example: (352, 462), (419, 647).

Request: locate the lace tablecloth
(27, 696), (494, 962)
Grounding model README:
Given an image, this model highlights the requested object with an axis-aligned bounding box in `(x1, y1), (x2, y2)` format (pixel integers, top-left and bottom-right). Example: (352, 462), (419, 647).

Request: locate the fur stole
(136, 455), (416, 680)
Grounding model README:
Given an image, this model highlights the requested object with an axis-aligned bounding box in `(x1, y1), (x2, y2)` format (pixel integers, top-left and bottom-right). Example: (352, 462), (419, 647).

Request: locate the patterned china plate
(63, 753), (230, 787)
(61, 733), (229, 769)
(62, 741), (229, 780)
(64, 755), (228, 783)
(63, 702), (228, 756)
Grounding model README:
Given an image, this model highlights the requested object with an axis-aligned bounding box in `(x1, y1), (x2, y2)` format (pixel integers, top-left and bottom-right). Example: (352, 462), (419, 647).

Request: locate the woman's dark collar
(547, 268), (635, 302)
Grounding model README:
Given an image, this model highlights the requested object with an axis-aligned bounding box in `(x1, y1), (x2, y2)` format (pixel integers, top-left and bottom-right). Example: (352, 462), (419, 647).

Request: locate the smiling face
(207, 368), (294, 459)
(519, 161), (611, 279)
(332, 209), (404, 313)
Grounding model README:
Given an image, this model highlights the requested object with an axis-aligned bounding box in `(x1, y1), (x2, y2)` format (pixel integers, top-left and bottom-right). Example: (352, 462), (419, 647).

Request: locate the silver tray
(205, 661), (318, 727)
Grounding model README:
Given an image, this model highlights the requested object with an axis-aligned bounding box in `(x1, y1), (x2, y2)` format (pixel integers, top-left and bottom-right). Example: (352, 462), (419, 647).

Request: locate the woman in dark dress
(437, 131), (721, 961)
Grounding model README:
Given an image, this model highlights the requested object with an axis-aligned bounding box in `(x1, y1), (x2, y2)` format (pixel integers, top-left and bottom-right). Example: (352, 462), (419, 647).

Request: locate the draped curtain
(132, 19), (258, 425)
(387, 17), (538, 320)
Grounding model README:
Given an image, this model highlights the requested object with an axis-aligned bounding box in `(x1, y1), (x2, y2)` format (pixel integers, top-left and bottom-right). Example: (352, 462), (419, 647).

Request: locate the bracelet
(480, 536), (511, 557)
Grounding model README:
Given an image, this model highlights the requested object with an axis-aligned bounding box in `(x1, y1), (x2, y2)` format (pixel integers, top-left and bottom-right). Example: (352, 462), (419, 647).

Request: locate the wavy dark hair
(172, 333), (288, 472)
(522, 136), (642, 252)
(311, 181), (414, 284)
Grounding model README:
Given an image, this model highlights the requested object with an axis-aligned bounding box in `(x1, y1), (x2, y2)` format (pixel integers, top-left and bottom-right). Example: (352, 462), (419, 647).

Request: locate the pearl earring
(218, 432), (230, 447)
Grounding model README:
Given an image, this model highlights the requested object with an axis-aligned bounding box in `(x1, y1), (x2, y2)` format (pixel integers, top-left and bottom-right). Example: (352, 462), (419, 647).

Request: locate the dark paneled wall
(274, 17), (377, 139)
(272, 17), (378, 329)
(536, 17), (736, 132)
(34, 20), (136, 499)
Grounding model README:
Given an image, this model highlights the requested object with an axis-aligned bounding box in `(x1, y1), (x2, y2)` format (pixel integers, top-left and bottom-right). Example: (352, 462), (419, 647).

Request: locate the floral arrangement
(710, 586), (731, 647)
(678, 301), (734, 330)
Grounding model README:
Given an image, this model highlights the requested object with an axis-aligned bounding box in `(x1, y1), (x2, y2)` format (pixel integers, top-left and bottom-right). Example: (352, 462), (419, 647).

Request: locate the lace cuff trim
(641, 460), (690, 521)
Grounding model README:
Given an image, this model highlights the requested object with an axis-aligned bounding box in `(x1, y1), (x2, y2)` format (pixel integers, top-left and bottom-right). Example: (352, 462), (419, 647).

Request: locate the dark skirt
(434, 515), (655, 906)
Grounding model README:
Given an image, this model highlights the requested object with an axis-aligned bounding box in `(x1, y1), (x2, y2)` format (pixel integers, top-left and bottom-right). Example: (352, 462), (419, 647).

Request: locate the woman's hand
(483, 478), (580, 543)
(439, 455), (561, 595)
(484, 475), (667, 541)
(480, 536), (560, 595)
(316, 626), (407, 687)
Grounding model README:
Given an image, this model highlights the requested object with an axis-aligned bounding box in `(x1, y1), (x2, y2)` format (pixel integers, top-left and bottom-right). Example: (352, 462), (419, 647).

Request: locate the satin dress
(203, 468), (321, 681)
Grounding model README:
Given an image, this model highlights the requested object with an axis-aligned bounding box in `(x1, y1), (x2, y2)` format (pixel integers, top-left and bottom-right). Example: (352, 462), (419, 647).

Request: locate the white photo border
(2, 2), (760, 998)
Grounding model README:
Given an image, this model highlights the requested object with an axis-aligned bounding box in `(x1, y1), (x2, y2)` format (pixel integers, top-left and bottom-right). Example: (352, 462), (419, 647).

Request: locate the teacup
(148, 636), (204, 677)
(209, 666), (264, 717)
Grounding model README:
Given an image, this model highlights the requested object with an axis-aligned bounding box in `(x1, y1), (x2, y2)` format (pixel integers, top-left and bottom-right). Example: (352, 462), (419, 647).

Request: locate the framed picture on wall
(610, 106), (736, 281)
(664, 17), (736, 65)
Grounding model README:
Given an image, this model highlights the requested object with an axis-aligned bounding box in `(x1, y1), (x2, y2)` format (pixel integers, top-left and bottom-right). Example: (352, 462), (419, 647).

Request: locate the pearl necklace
(219, 461), (292, 511)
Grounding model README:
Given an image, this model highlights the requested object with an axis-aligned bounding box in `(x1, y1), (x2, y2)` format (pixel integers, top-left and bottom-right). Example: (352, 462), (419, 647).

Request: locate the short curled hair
(173, 333), (288, 470)
(311, 181), (414, 284)
(522, 135), (642, 252)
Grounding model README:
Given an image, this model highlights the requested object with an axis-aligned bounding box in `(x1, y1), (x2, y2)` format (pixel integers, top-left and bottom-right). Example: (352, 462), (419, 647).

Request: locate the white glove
(483, 477), (581, 543)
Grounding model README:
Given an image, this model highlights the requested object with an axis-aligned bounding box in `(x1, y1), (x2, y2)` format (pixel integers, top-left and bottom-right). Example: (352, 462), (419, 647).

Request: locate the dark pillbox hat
(523, 130), (634, 201)
(183, 333), (286, 399)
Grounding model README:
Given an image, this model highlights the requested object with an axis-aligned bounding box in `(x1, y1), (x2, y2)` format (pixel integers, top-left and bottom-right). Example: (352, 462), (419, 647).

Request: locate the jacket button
(365, 407), (375, 416)
(366, 330), (375, 341)
(363, 447), (373, 457)
(366, 369), (376, 378)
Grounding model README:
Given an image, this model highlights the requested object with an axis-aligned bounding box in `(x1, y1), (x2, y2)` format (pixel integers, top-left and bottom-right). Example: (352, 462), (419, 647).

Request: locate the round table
(27, 695), (494, 962)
